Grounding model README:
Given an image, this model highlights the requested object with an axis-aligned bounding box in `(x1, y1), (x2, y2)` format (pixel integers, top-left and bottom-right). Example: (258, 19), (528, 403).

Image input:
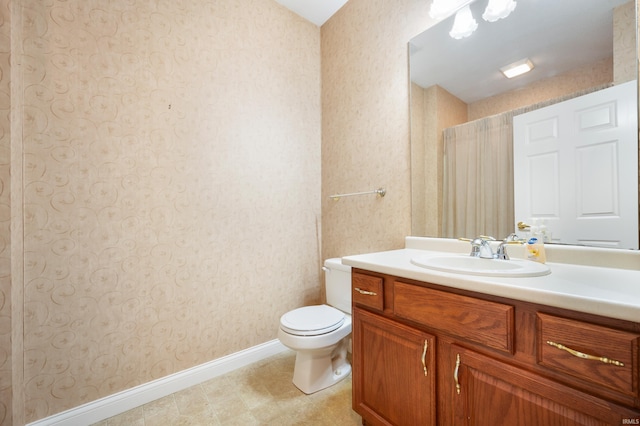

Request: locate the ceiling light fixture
(449, 5), (478, 39)
(500, 58), (534, 78)
(430, 0), (516, 41)
(483, 0), (517, 22)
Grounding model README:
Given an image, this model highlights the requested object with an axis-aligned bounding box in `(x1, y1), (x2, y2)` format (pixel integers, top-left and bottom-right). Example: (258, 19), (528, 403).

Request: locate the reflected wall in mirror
(410, 0), (640, 249)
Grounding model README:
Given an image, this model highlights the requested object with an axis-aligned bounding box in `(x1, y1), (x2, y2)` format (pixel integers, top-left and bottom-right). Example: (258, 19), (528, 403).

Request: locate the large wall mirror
(410, 0), (639, 249)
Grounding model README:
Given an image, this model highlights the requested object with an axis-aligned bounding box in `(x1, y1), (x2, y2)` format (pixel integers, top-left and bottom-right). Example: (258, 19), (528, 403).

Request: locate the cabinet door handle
(454, 353), (461, 395)
(421, 340), (428, 376)
(354, 287), (377, 296)
(546, 341), (625, 366)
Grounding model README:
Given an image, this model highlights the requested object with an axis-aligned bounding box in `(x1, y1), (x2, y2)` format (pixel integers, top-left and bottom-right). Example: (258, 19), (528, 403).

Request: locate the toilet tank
(324, 258), (352, 314)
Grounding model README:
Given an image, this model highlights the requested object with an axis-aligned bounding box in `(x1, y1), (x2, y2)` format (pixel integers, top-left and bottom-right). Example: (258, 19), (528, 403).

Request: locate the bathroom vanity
(343, 237), (640, 426)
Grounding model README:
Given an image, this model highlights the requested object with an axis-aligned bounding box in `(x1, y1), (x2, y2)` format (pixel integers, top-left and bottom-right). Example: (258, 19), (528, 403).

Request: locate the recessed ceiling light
(500, 58), (534, 78)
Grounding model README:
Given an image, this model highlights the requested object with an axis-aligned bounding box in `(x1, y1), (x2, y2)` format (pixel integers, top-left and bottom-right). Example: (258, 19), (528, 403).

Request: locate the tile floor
(95, 350), (362, 425)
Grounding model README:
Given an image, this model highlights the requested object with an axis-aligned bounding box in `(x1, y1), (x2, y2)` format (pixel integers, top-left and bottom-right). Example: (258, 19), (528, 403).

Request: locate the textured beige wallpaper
(320, 0), (429, 259)
(10, 0), (322, 422)
(0, 0), (11, 424)
(411, 84), (467, 237)
(430, 86), (467, 235)
(614, 1), (636, 84)
(410, 82), (427, 237)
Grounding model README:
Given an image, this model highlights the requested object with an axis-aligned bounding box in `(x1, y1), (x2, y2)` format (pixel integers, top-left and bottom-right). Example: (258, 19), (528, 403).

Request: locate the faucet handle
(495, 234), (525, 260)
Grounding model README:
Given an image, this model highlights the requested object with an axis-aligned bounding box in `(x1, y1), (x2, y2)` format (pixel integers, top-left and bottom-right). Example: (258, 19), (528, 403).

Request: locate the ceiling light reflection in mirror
(501, 58), (534, 78)
(411, 0), (629, 110)
(430, 0), (518, 39)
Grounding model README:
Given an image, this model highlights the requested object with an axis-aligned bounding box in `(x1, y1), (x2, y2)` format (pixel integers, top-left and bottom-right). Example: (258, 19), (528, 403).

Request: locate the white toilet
(277, 258), (352, 394)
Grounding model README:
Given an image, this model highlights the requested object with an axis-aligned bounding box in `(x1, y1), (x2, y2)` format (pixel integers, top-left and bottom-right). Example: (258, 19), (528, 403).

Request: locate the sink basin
(411, 254), (551, 277)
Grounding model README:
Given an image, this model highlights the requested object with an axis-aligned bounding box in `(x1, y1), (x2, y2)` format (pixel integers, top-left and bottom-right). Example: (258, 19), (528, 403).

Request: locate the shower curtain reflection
(442, 113), (514, 240)
(440, 85), (612, 241)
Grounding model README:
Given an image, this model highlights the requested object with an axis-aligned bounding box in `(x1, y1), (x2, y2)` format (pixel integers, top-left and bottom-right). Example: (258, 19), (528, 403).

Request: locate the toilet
(277, 258), (352, 394)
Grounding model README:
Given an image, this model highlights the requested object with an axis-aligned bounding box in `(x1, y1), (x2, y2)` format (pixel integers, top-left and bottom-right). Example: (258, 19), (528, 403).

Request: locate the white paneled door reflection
(514, 80), (638, 249)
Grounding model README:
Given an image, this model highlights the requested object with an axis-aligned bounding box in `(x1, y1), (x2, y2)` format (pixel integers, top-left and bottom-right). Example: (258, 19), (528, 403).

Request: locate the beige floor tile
(142, 394), (179, 419)
(174, 385), (213, 417)
(105, 406), (144, 426)
(209, 394), (250, 423)
(170, 413), (222, 426)
(101, 350), (361, 425)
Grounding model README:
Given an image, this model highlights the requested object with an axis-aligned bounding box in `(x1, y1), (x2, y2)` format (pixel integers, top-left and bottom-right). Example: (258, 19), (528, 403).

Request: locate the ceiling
(273, 0), (631, 103)
(410, 0), (630, 103)
(274, 0), (349, 26)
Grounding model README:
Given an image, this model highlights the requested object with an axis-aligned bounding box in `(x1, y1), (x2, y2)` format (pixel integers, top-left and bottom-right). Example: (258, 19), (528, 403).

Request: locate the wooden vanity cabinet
(444, 343), (639, 426)
(351, 269), (640, 426)
(353, 307), (436, 426)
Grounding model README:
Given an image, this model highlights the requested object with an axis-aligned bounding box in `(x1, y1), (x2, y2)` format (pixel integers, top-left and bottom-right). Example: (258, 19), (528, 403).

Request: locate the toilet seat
(280, 305), (345, 336)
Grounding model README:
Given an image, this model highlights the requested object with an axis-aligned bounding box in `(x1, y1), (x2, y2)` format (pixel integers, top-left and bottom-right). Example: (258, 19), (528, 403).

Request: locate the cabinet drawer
(352, 272), (384, 312)
(537, 313), (639, 398)
(394, 282), (514, 353)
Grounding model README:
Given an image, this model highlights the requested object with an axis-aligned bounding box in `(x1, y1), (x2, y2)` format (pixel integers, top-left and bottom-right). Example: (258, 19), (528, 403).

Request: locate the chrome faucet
(468, 234), (522, 260)
(470, 237), (495, 259)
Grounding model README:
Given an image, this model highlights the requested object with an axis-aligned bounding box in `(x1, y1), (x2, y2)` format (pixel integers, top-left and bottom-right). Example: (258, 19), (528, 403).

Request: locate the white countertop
(341, 237), (640, 323)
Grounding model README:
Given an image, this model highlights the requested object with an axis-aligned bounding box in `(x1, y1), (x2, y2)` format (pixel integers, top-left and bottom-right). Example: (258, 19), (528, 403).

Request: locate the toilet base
(291, 337), (351, 394)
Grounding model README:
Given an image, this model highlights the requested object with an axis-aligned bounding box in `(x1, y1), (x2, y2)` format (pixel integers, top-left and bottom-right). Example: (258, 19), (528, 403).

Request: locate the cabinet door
(353, 307), (436, 426)
(447, 344), (640, 426)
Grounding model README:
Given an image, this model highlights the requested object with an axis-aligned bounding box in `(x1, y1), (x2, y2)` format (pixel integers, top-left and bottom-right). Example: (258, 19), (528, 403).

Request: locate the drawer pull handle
(454, 353), (461, 394)
(546, 341), (625, 367)
(354, 287), (377, 296)
(421, 340), (428, 376)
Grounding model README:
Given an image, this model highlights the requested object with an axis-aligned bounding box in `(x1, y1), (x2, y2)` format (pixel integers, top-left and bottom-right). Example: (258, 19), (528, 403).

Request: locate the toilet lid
(280, 305), (345, 336)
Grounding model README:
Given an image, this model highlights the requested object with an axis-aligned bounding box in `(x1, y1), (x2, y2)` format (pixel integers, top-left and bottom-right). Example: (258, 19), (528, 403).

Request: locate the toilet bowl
(277, 259), (352, 394)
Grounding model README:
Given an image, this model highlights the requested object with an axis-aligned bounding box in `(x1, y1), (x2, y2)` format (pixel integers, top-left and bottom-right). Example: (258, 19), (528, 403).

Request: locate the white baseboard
(28, 340), (288, 426)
